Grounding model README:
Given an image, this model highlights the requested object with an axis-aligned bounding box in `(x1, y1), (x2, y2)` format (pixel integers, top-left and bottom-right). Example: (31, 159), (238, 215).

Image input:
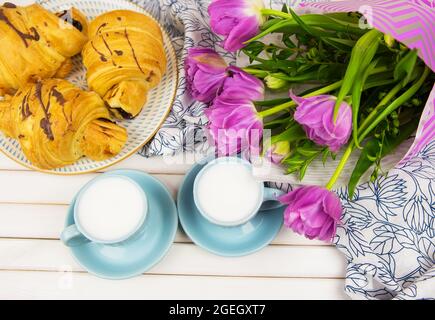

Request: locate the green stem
(242, 68), (269, 78)
(259, 100), (296, 118)
(325, 143), (354, 190)
(261, 9), (292, 19)
(359, 81), (404, 132)
(258, 80), (343, 118)
(359, 67), (430, 142)
(273, 71), (323, 82)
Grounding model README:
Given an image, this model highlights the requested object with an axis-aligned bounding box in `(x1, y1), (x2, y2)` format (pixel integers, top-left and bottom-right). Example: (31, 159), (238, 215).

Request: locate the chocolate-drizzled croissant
(0, 3), (88, 95)
(82, 10), (167, 119)
(0, 79), (128, 170)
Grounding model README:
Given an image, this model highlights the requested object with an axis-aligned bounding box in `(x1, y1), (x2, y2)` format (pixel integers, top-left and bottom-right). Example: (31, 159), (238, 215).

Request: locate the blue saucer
(178, 160), (284, 257)
(64, 170), (178, 280)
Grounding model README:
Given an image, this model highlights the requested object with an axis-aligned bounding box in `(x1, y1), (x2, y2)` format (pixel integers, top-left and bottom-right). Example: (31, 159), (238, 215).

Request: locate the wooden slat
(0, 203), (329, 246)
(0, 171), (183, 204)
(0, 271), (348, 299)
(0, 239), (346, 278)
(0, 153), (195, 174)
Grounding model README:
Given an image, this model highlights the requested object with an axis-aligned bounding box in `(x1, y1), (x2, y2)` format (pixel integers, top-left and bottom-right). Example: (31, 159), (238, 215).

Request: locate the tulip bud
(307, 47), (319, 59)
(384, 34), (395, 48)
(264, 140), (291, 164)
(411, 98), (421, 106)
(264, 73), (289, 90)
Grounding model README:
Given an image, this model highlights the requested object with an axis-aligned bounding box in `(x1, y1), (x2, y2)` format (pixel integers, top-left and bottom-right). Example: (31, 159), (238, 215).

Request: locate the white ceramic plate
(0, 0), (178, 174)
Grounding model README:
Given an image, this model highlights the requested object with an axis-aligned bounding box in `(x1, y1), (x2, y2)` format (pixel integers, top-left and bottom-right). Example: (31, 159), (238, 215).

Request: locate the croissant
(0, 79), (128, 170)
(82, 10), (167, 119)
(0, 2), (89, 95)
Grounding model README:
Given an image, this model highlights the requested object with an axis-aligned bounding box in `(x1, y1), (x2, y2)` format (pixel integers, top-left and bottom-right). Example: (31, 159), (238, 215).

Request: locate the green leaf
(271, 123), (306, 144)
(261, 18), (282, 31)
(282, 34), (297, 48)
(242, 41), (265, 63)
(249, 20), (293, 43)
(283, 140), (325, 180)
(272, 70), (321, 82)
(276, 49), (294, 60)
(299, 160), (311, 180)
(334, 29), (382, 120)
(248, 13), (366, 43)
(351, 59), (380, 148)
(321, 37), (356, 52)
(263, 117), (291, 130)
(394, 50), (418, 86)
(322, 149), (330, 165)
(289, 8), (332, 38)
(286, 157), (306, 175)
(297, 142), (323, 157)
(255, 98), (292, 107)
(359, 67), (430, 142)
(348, 118), (419, 198)
(323, 12), (363, 25)
(281, 3), (289, 13)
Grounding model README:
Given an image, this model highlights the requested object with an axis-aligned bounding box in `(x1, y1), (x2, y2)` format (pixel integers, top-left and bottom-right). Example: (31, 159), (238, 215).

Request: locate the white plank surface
(0, 271), (348, 300)
(0, 0), (351, 300)
(0, 152), (199, 174)
(0, 151), (348, 299)
(0, 239), (345, 277)
(0, 203), (329, 246)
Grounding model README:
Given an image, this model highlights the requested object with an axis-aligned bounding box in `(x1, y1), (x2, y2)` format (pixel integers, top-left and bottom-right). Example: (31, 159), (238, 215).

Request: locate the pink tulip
(205, 97), (263, 156)
(185, 47), (228, 103)
(220, 66), (265, 101)
(208, 0), (265, 52)
(291, 92), (353, 152)
(279, 186), (342, 242)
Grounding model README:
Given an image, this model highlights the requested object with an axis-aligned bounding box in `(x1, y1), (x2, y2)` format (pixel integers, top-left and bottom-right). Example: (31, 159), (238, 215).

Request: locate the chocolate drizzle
(34, 82), (54, 141)
(113, 107), (133, 120)
(90, 40), (107, 62)
(72, 19), (83, 32)
(2, 3), (17, 8)
(101, 36), (112, 55)
(55, 10), (68, 18)
(96, 23), (107, 35)
(146, 71), (155, 83)
(114, 50), (123, 56)
(101, 35), (118, 67)
(51, 86), (66, 106)
(20, 91), (32, 120)
(124, 28), (145, 74)
(52, 86), (71, 125)
(0, 9), (40, 47)
(56, 9), (83, 32)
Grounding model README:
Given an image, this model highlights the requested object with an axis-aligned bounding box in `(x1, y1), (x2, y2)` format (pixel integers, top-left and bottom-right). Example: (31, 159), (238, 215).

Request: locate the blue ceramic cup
(193, 157), (285, 227)
(61, 175), (148, 247)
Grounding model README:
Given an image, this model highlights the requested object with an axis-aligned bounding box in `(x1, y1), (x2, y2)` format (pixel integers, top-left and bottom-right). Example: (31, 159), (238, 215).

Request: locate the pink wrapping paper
(299, 0), (435, 160)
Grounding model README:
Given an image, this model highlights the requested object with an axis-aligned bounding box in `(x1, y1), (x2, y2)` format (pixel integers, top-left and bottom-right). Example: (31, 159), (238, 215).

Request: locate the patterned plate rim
(0, 0), (179, 175)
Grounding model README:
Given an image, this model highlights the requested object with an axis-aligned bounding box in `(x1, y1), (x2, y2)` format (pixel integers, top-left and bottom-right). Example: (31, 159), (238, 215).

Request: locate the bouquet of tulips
(186, 0), (435, 242)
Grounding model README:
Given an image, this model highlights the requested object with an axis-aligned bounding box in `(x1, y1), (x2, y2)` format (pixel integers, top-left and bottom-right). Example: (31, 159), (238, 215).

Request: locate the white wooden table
(0, 152), (348, 300)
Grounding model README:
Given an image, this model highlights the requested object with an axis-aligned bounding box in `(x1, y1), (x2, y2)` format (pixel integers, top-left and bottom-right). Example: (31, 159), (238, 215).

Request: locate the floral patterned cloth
(302, 0), (435, 300)
(335, 140), (435, 300)
(134, 0), (434, 300)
